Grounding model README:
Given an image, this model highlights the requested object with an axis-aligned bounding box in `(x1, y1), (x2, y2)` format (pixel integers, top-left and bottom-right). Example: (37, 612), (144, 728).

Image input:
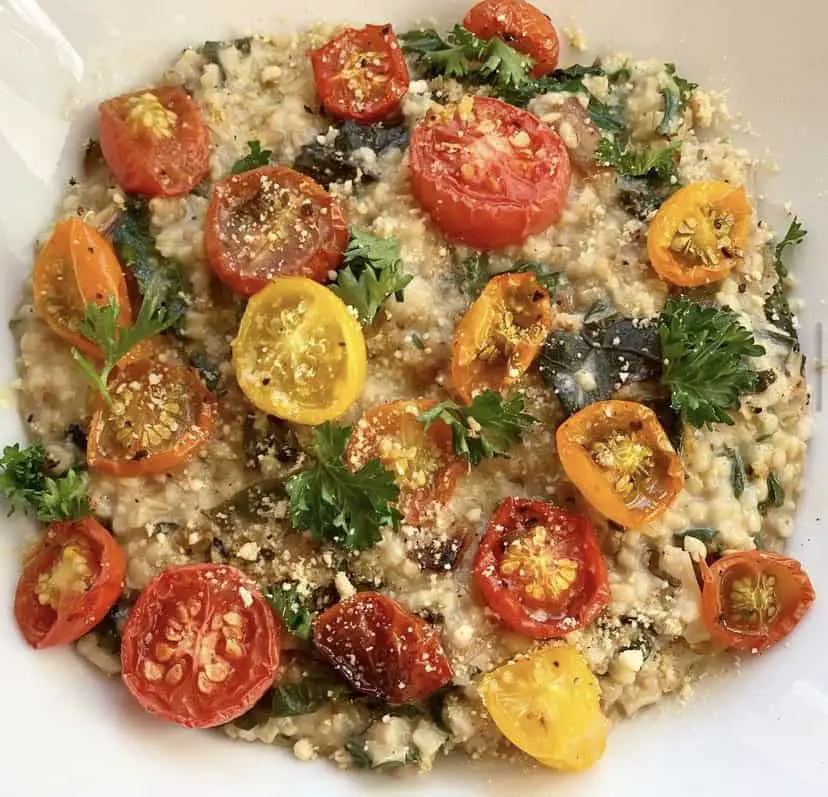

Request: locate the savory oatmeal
(4, 0), (816, 775)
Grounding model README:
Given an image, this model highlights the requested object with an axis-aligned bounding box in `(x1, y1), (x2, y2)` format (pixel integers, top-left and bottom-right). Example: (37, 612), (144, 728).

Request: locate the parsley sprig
(285, 424), (401, 550)
(0, 443), (90, 522)
(659, 297), (765, 428)
(330, 229), (413, 324)
(418, 390), (536, 465)
(72, 271), (180, 405)
(400, 26), (532, 91)
(773, 217), (807, 279)
(231, 140), (272, 174)
(596, 137), (679, 182)
(262, 581), (314, 640)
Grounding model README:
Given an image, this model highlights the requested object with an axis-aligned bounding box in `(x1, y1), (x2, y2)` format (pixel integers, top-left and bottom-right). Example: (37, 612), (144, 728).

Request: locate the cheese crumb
(293, 738), (317, 761)
(237, 541), (260, 561)
(564, 26), (588, 52)
(334, 571), (357, 599)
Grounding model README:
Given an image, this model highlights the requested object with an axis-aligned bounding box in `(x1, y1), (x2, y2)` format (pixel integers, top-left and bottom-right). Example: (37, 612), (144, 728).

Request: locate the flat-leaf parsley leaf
(230, 140), (272, 174)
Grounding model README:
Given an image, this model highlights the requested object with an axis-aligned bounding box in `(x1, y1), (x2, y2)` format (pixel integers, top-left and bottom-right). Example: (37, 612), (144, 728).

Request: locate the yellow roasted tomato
(480, 644), (608, 772)
(647, 181), (752, 287)
(232, 276), (366, 425)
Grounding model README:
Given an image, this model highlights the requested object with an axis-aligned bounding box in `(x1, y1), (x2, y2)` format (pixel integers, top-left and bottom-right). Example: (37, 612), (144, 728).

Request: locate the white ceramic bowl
(1, 0), (826, 794)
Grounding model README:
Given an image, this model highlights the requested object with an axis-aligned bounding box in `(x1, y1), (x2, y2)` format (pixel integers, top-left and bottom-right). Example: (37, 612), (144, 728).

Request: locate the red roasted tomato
(700, 551), (815, 653)
(121, 564), (280, 729)
(14, 518), (126, 649)
(98, 86), (211, 197)
(464, 0), (561, 77)
(409, 96), (571, 249)
(205, 166), (349, 295)
(473, 498), (610, 638)
(313, 592), (452, 704)
(310, 25), (410, 123)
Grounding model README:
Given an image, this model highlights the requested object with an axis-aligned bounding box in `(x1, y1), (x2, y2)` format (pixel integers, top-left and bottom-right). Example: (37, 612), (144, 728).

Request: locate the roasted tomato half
(14, 518), (126, 649)
(232, 276), (366, 425)
(313, 592), (452, 704)
(87, 361), (217, 477)
(556, 400), (684, 528)
(33, 218), (133, 359)
(701, 551), (815, 653)
(464, 0), (561, 77)
(474, 498), (609, 639)
(345, 399), (466, 526)
(121, 564), (279, 728)
(99, 86), (211, 197)
(409, 96), (572, 249)
(647, 181), (752, 287)
(205, 165), (349, 296)
(451, 272), (552, 403)
(310, 24), (410, 123)
(480, 644), (608, 771)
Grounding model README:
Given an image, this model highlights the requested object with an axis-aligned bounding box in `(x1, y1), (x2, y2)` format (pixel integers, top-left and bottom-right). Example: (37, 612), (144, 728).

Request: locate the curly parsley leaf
(285, 423), (401, 550)
(72, 270), (180, 405)
(230, 140), (272, 174)
(659, 297), (765, 428)
(418, 390), (536, 466)
(773, 217), (807, 279)
(596, 137), (679, 182)
(478, 38), (533, 90)
(112, 197), (190, 333)
(262, 581), (314, 640)
(330, 229), (413, 324)
(0, 443), (90, 522)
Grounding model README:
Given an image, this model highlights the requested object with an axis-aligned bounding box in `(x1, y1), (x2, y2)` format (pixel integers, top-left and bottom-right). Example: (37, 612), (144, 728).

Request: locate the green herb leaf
(773, 217), (807, 279)
(759, 473), (784, 515)
(456, 252), (490, 299)
(344, 737), (421, 770)
(262, 581), (314, 640)
(285, 424), (402, 550)
(267, 681), (351, 717)
(722, 447), (746, 498)
(596, 137), (679, 182)
(330, 229), (413, 324)
(112, 197), (190, 333)
(418, 390), (536, 466)
(478, 38), (533, 90)
(0, 443), (90, 522)
(657, 64), (697, 136)
(509, 260), (565, 294)
(411, 332), (426, 350)
(659, 297), (765, 428)
(72, 270), (180, 405)
(673, 527), (717, 545)
(230, 140), (272, 174)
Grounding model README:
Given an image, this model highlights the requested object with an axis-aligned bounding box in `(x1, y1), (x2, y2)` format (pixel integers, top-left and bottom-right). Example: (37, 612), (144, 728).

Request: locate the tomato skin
(313, 592), (452, 704)
(33, 218), (133, 359)
(205, 166), (349, 296)
(345, 400), (467, 525)
(14, 518), (126, 649)
(464, 0), (561, 77)
(409, 96), (571, 249)
(451, 272), (552, 403)
(701, 551), (815, 653)
(99, 86), (210, 198)
(121, 564), (279, 729)
(556, 400), (684, 529)
(474, 498), (609, 639)
(647, 182), (752, 287)
(87, 361), (217, 477)
(310, 25), (410, 124)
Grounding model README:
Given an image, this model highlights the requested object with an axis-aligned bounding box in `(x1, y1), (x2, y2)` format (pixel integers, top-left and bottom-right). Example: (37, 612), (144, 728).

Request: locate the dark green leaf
(510, 261), (566, 294)
(657, 65), (697, 136)
(773, 217), (807, 279)
(188, 352), (222, 393)
(759, 473), (784, 515)
(456, 252), (490, 299)
(411, 332), (426, 350)
(262, 582), (314, 640)
(596, 137), (679, 182)
(267, 681), (352, 717)
(673, 527), (717, 544)
(344, 738), (420, 770)
(230, 140), (272, 174)
(659, 297), (765, 428)
(722, 447), (745, 497)
(417, 390), (536, 466)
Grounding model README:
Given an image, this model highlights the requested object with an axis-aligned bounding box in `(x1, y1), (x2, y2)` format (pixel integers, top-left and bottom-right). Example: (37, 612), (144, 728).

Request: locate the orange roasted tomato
(99, 86), (211, 197)
(345, 399), (467, 526)
(88, 361), (217, 477)
(701, 551), (815, 653)
(556, 400), (684, 528)
(473, 498), (609, 639)
(451, 272), (552, 404)
(33, 218), (133, 358)
(647, 181), (752, 287)
(14, 518), (126, 649)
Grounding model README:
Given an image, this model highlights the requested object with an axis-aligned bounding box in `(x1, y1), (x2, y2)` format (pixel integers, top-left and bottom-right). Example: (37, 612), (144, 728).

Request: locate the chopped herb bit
(72, 270), (180, 405)
(230, 140), (272, 174)
(673, 527), (717, 545)
(764, 217), (806, 349)
(345, 737), (420, 770)
(657, 64), (697, 136)
(266, 681), (352, 718)
(188, 352), (222, 393)
(285, 424), (401, 551)
(722, 448), (746, 498)
(773, 217), (807, 279)
(262, 581), (315, 640)
(509, 260), (566, 294)
(411, 332), (426, 350)
(0, 443), (90, 522)
(330, 229), (413, 324)
(596, 137), (679, 183)
(659, 297), (765, 428)
(759, 474), (785, 515)
(111, 197), (190, 333)
(418, 390), (536, 466)
(456, 251), (491, 299)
